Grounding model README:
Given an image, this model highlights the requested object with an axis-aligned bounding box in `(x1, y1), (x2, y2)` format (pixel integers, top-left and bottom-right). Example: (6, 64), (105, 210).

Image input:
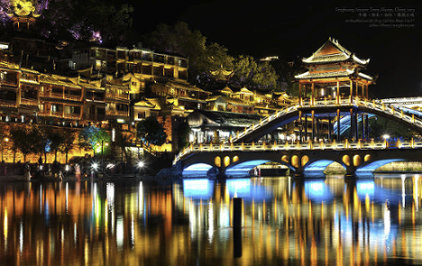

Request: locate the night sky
(128, 0), (421, 98)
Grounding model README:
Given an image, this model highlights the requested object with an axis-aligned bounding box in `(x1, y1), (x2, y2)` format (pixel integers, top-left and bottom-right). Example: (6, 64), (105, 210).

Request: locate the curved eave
(358, 72), (374, 81)
(352, 54), (370, 65)
(295, 69), (354, 80)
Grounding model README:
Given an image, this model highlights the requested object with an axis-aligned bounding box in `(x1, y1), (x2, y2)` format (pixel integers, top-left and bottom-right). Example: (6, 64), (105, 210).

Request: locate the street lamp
(135, 161), (145, 178)
(91, 162), (99, 171)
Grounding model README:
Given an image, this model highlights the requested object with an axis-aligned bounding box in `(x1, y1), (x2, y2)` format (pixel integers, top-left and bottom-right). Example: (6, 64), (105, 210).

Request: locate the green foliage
(136, 116), (167, 146)
(229, 55), (278, 91)
(58, 130), (76, 163)
(9, 126), (41, 162)
(79, 126), (111, 153)
(176, 121), (191, 150)
(47, 129), (65, 161)
(144, 22), (278, 91)
(369, 117), (414, 139)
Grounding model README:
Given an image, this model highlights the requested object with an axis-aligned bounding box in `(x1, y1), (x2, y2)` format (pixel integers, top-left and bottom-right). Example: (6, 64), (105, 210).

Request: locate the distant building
(70, 46), (189, 96)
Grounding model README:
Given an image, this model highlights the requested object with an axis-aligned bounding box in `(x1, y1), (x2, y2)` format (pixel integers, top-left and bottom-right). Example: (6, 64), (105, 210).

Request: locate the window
(137, 112), (145, 119)
(51, 104), (63, 113)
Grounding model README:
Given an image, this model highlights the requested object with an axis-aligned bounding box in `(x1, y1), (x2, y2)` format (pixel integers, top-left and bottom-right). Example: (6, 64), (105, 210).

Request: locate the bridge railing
(173, 139), (422, 165)
(232, 98), (422, 143)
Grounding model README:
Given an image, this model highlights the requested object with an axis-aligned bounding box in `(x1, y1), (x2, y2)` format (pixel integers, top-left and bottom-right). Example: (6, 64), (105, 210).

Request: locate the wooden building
(295, 38), (375, 142)
(295, 37), (374, 105)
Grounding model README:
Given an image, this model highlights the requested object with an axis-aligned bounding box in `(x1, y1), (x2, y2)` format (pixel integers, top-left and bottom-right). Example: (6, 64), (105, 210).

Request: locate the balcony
(38, 111), (64, 118)
(41, 92), (82, 101)
(20, 98), (38, 106)
(64, 113), (81, 119)
(106, 110), (129, 117)
(0, 100), (17, 108)
(106, 93), (129, 101)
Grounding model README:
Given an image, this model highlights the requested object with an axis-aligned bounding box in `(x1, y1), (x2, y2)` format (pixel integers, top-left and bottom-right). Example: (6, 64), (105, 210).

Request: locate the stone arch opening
(303, 160), (346, 177)
(182, 163), (215, 177)
(225, 160), (293, 178)
(355, 159), (405, 178)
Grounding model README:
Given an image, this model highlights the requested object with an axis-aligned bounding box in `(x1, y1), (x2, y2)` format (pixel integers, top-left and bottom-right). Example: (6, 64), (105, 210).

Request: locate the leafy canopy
(136, 116), (167, 146)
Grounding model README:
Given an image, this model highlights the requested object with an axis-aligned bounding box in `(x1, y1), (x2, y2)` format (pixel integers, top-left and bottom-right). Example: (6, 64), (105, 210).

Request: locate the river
(0, 174), (421, 265)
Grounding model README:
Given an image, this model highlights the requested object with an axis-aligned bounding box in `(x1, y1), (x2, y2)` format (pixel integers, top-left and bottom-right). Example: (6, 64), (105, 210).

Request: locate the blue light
(225, 160), (270, 177)
(333, 113), (375, 135)
(355, 159), (404, 178)
(355, 180), (401, 204)
(304, 180), (333, 203)
(183, 179), (214, 200)
(182, 163), (213, 177)
(304, 160), (343, 177)
(356, 180), (375, 198)
(226, 178), (273, 202)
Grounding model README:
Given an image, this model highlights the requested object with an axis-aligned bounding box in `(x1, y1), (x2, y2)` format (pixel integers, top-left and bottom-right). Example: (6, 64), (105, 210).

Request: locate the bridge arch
(225, 159), (293, 178)
(303, 159), (346, 177)
(355, 159), (405, 178)
(182, 163), (215, 177)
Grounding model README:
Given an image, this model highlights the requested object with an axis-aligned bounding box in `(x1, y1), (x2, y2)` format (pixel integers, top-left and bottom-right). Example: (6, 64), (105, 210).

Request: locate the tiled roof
(295, 69), (354, 80)
(302, 38), (369, 65)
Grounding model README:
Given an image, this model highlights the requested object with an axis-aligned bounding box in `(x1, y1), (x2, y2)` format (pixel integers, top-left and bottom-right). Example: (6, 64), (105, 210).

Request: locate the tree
(228, 55), (278, 91)
(48, 130), (65, 162)
(136, 116), (167, 146)
(143, 22), (234, 89)
(176, 120), (191, 151)
(30, 126), (49, 163)
(9, 126), (39, 162)
(79, 126), (111, 154)
(144, 22), (279, 91)
(114, 129), (132, 163)
(34, 0), (134, 45)
(59, 130), (76, 164)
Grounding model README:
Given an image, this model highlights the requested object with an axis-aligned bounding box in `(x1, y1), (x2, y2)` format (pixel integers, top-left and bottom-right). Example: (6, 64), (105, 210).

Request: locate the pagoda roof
(302, 38), (369, 65)
(295, 69), (373, 81)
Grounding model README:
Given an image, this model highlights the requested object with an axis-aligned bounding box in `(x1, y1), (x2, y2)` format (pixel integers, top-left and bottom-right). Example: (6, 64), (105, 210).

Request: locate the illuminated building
(7, 0), (41, 29)
(295, 37), (374, 141)
(295, 37), (374, 103)
(70, 46), (189, 97)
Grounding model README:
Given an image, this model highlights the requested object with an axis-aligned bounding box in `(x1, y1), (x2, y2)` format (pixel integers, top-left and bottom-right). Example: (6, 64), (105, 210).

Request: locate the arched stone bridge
(174, 141), (422, 178)
(174, 99), (422, 178)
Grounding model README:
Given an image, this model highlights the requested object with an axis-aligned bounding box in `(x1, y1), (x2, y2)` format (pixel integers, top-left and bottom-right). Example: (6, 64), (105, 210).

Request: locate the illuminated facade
(295, 38), (374, 142)
(70, 46), (189, 97)
(295, 37), (374, 104)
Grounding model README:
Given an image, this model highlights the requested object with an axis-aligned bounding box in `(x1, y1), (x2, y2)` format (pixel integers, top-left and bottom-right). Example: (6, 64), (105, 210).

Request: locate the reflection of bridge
(174, 99), (422, 178)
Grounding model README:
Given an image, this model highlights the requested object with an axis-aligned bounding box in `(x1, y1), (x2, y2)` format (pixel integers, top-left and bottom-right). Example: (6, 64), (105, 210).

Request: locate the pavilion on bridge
(295, 37), (374, 105)
(294, 38), (375, 142)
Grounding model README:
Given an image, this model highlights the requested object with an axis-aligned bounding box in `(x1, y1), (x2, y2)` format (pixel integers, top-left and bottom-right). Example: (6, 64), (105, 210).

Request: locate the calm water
(0, 175), (422, 265)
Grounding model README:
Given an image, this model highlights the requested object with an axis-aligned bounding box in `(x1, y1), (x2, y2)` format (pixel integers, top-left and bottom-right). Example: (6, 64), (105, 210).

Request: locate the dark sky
(128, 0), (421, 98)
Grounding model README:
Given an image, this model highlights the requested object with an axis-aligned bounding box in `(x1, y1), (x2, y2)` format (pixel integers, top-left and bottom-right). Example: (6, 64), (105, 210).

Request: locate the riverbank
(0, 172), (181, 185)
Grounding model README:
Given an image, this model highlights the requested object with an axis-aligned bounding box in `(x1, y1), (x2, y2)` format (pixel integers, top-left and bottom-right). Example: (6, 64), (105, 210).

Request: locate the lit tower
(295, 38), (375, 142)
(7, 0), (41, 29)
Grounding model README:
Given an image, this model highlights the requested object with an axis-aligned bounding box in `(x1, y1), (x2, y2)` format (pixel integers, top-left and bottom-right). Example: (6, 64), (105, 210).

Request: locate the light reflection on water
(0, 174), (421, 265)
